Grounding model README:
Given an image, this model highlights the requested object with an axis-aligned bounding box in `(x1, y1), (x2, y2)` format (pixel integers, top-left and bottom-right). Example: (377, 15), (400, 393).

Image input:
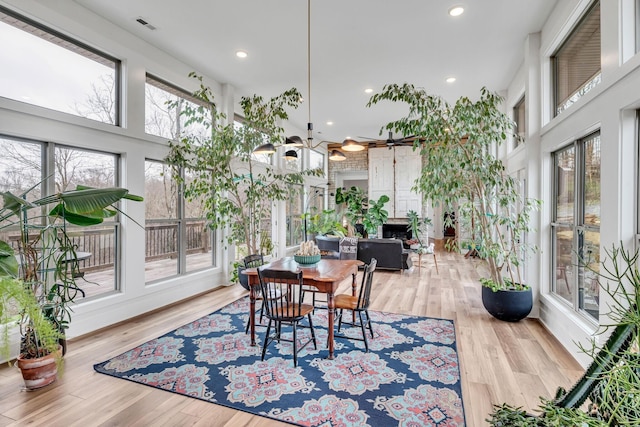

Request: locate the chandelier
(253, 0), (348, 161)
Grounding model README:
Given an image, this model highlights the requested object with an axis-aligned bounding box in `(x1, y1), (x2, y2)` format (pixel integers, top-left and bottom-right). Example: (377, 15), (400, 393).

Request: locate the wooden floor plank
(0, 252), (584, 426)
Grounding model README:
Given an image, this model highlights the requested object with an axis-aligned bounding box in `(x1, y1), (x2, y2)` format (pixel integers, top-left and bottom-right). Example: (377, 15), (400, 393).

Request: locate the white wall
(503, 0), (640, 366)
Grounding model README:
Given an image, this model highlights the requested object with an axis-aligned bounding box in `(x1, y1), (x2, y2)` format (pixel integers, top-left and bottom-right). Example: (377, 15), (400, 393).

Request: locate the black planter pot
(238, 266), (250, 291)
(481, 285), (532, 322)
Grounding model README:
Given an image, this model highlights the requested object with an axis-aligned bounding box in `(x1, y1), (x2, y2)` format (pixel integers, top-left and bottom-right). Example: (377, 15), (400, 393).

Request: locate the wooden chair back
(356, 258), (377, 311)
(243, 254), (264, 269)
(257, 269), (307, 322)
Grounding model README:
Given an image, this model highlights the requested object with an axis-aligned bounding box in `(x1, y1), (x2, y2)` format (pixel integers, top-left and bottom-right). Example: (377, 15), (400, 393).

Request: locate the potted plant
(406, 209), (432, 249)
(334, 186), (367, 236)
(0, 184), (142, 388)
(369, 84), (541, 321)
(305, 208), (347, 238)
(362, 195), (390, 238)
(165, 73), (321, 283)
(0, 275), (61, 389)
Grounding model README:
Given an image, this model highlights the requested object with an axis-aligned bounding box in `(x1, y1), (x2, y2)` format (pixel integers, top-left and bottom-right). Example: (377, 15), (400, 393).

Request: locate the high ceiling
(71, 0), (558, 145)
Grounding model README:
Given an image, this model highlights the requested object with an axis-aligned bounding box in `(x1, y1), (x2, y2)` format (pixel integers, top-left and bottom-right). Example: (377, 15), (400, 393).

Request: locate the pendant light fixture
(252, 0), (347, 161)
(341, 138), (364, 152)
(329, 150), (346, 161)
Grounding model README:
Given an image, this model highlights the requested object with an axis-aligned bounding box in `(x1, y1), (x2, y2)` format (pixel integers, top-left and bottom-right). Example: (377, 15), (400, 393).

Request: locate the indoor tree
(165, 73), (321, 258)
(368, 84), (540, 289)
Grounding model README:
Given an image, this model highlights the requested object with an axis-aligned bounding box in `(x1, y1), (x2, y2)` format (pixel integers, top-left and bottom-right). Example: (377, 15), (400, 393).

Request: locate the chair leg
(364, 309), (374, 338)
(358, 311), (369, 352)
(307, 313), (317, 349)
(258, 301), (265, 324)
(292, 322), (298, 367)
(433, 253), (439, 274)
(261, 319), (272, 361)
(337, 309), (344, 332)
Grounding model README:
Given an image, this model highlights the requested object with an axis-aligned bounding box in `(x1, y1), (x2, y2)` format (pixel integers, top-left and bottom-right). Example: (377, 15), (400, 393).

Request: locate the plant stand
(413, 250), (439, 274)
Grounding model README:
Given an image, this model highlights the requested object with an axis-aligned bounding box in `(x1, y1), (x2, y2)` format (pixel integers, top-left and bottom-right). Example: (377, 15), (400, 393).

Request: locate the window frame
(0, 6), (121, 125)
(551, 130), (601, 323)
(286, 184), (304, 247)
(0, 135), (123, 300)
(637, 0), (640, 54)
(551, 1), (601, 117)
(144, 159), (215, 283)
(637, 111), (640, 249)
(513, 95), (526, 149)
(145, 74), (213, 140)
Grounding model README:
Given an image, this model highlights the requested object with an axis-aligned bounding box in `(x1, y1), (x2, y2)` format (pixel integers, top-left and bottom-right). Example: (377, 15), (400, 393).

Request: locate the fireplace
(382, 223), (411, 240)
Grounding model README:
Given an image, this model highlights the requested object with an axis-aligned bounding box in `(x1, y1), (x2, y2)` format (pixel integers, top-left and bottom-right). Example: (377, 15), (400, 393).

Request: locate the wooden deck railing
(2, 219), (211, 272)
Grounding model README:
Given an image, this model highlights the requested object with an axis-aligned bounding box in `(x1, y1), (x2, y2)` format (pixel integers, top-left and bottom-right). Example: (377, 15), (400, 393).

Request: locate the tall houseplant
(0, 184), (142, 388)
(369, 85), (540, 313)
(166, 73), (320, 263)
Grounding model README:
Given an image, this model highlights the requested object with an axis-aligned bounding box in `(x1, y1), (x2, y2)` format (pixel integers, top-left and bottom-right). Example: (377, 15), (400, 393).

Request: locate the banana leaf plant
(0, 183), (142, 359)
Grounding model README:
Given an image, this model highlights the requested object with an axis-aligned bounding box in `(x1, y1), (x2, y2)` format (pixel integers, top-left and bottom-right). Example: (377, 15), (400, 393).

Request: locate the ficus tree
(166, 73), (321, 258)
(368, 84), (540, 289)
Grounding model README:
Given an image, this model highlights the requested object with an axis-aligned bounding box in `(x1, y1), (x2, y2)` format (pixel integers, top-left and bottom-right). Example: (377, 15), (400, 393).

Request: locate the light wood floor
(0, 251), (584, 426)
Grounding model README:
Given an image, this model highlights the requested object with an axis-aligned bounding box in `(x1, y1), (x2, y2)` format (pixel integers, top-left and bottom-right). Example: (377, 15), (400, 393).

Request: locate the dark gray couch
(357, 238), (411, 271)
(315, 235), (411, 271)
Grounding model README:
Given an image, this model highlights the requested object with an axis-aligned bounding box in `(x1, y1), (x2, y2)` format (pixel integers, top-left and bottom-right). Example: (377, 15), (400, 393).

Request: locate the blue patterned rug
(94, 297), (466, 426)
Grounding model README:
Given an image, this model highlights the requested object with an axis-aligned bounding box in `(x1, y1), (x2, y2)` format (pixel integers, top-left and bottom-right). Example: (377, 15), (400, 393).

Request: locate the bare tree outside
(71, 74), (116, 125)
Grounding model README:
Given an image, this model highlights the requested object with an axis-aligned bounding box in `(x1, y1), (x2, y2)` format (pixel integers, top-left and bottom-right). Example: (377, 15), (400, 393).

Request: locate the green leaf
(48, 204), (105, 226)
(38, 188), (129, 214)
(0, 240), (19, 278)
(0, 191), (37, 220)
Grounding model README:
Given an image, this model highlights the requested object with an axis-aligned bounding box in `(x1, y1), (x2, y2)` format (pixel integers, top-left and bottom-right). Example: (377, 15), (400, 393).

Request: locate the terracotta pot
(16, 348), (61, 390)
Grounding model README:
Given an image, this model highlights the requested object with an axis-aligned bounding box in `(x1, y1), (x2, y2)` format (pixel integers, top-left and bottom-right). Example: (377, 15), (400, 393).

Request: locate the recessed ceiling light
(446, 77), (456, 83)
(448, 6), (464, 17)
(364, 88), (373, 94)
(235, 50), (248, 58)
(326, 121), (334, 125)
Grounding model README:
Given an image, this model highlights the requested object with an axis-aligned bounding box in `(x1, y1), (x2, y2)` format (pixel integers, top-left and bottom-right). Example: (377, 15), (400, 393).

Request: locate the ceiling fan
(357, 132), (417, 149)
(322, 132), (418, 154)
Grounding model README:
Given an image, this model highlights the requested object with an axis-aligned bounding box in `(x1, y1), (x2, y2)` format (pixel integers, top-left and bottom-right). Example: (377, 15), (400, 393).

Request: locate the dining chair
(333, 258), (377, 352)
(242, 254), (274, 333)
(257, 268), (317, 367)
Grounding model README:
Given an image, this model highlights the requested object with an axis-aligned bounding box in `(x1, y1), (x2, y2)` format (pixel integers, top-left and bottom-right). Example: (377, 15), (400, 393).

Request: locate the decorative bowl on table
(294, 254), (321, 265)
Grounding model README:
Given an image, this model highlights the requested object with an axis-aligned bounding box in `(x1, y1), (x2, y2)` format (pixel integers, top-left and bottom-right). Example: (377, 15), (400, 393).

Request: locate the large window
(0, 7), (120, 124)
(552, 131), (601, 321)
(552, 1), (601, 116)
(0, 136), (121, 299)
(234, 118), (272, 164)
(144, 160), (214, 283)
(513, 96), (526, 149)
(286, 185), (304, 247)
(145, 75), (211, 140)
(309, 150), (325, 174)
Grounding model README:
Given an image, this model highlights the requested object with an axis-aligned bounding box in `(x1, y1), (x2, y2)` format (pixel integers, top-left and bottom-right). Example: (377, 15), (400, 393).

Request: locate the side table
(415, 247), (439, 274)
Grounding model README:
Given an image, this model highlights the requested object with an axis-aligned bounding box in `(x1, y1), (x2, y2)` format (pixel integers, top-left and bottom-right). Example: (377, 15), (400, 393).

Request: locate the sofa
(357, 238), (412, 271)
(315, 235), (411, 271)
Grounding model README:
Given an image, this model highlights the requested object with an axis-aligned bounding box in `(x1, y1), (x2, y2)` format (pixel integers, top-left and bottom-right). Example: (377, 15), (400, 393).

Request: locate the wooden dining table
(243, 257), (363, 360)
